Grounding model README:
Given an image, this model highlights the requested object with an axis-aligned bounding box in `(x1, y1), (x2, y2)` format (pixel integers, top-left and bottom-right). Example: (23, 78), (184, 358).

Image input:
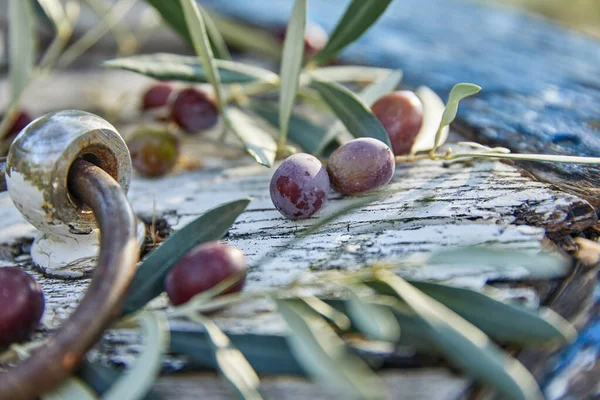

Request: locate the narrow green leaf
(180, 0), (225, 112)
(275, 298), (383, 398)
(432, 83), (481, 150)
(344, 284), (400, 342)
(300, 296), (351, 331)
(363, 279), (576, 345)
(278, 0), (307, 147)
(42, 377), (99, 400)
(313, 0), (392, 65)
(311, 79), (392, 148)
(145, 0), (191, 44)
(226, 108), (277, 167)
(104, 54), (278, 84)
(425, 247), (571, 279)
(201, 8), (231, 60)
(77, 361), (160, 400)
(314, 70), (402, 155)
(247, 101), (333, 155)
(188, 314), (262, 399)
(410, 281), (577, 344)
(9, 0), (37, 102)
(374, 270), (543, 400)
(122, 198), (251, 315)
(302, 66), (395, 85)
(103, 312), (170, 400)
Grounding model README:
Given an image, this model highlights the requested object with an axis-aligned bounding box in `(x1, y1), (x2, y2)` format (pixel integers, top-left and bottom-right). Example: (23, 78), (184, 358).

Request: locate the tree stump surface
(0, 0), (599, 398)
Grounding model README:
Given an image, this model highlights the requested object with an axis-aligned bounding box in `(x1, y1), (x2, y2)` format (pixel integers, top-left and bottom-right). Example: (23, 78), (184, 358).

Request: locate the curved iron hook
(0, 159), (140, 399)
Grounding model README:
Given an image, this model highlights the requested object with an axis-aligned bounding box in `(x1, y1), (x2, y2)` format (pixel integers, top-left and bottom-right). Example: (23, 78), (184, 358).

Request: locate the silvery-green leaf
(145, 0), (191, 44)
(201, 7), (231, 60)
(9, 0), (36, 102)
(42, 377), (99, 400)
(311, 79), (392, 148)
(77, 361), (159, 399)
(409, 86), (448, 154)
(364, 279), (576, 345)
(344, 284), (400, 342)
(432, 83), (481, 150)
(425, 247), (571, 279)
(122, 198), (251, 315)
(374, 270), (543, 400)
(278, 0), (307, 146)
(301, 66), (395, 86)
(300, 295), (351, 331)
(247, 101), (332, 155)
(313, 0), (392, 65)
(103, 312), (169, 400)
(226, 108), (277, 167)
(275, 299), (383, 398)
(104, 54), (278, 84)
(180, 0), (225, 111)
(187, 314), (262, 399)
(314, 70), (402, 155)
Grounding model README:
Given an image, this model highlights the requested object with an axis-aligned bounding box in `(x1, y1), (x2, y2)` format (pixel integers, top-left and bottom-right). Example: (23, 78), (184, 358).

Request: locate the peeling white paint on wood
(0, 154), (593, 368)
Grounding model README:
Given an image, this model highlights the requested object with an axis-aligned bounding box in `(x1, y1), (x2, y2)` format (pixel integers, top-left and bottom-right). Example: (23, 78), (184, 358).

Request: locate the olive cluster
(270, 90), (423, 220)
(128, 84), (220, 177)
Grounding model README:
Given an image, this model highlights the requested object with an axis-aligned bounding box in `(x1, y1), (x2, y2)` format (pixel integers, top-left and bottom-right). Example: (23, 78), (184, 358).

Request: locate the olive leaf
(343, 284), (400, 342)
(170, 329), (305, 375)
(77, 361), (159, 400)
(302, 66), (396, 85)
(311, 79), (392, 148)
(247, 101), (334, 155)
(8, 0), (37, 103)
(432, 83), (481, 151)
(313, 69), (402, 155)
(313, 0), (392, 65)
(36, 0), (73, 67)
(187, 314), (262, 399)
(201, 8), (232, 60)
(374, 270), (543, 400)
(102, 312), (170, 400)
(226, 108), (278, 167)
(104, 54), (278, 84)
(121, 198), (251, 315)
(424, 246), (572, 279)
(278, 0), (307, 148)
(363, 279), (575, 345)
(275, 298), (383, 398)
(41, 377), (99, 400)
(144, 0), (191, 45)
(180, 0), (225, 112)
(298, 295), (351, 331)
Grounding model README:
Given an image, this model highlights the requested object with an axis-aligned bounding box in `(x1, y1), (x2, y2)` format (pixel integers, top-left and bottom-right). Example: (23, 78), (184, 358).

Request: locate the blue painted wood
(203, 0), (600, 205)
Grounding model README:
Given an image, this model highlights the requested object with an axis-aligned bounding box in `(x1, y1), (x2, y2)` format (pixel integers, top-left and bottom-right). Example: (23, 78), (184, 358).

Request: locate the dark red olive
(1, 110), (33, 140)
(270, 153), (329, 220)
(371, 91), (424, 155)
(127, 126), (179, 178)
(0, 267), (45, 347)
(141, 83), (173, 110)
(170, 88), (219, 134)
(327, 138), (395, 195)
(165, 242), (246, 306)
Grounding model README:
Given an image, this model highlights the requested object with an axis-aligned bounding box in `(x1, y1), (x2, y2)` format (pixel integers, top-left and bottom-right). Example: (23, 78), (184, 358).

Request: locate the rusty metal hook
(0, 112), (140, 399)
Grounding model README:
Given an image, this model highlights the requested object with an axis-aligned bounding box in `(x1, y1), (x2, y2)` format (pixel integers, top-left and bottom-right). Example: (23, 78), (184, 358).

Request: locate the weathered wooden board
(202, 0), (600, 207)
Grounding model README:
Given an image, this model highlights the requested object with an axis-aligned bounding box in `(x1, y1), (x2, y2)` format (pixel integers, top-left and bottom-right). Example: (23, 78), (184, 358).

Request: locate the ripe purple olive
(327, 138), (395, 195)
(0, 267), (45, 347)
(127, 126), (179, 178)
(270, 153), (329, 220)
(141, 83), (173, 111)
(170, 88), (219, 134)
(165, 242), (246, 305)
(371, 90), (424, 155)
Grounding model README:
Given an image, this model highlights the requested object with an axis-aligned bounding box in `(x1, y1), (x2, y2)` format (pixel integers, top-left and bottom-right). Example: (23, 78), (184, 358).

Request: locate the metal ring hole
(67, 145), (119, 212)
